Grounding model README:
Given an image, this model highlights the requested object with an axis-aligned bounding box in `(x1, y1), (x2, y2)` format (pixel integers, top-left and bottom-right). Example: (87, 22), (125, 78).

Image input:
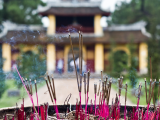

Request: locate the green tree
(0, 0), (45, 31)
(14, 46), (46, 88)
(109, 0), (160, 99)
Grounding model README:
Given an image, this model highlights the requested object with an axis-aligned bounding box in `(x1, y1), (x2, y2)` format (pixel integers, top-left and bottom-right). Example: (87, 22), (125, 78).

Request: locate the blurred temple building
(0, 0), (149, 74)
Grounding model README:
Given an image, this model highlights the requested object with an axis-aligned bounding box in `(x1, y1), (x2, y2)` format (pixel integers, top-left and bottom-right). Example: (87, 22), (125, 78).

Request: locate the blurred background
(0, 0), (159, 108)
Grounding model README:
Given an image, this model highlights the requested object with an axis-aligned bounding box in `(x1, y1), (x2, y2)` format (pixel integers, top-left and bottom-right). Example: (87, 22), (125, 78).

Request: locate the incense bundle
(149, 79), (156, 104)
(97, 71), (103, 96)
(69, 33), (79, 92)
(45, 77), (54, 103)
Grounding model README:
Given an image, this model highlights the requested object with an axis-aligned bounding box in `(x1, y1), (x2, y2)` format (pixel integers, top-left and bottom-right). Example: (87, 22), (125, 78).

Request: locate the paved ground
(17, 78), (134, 107)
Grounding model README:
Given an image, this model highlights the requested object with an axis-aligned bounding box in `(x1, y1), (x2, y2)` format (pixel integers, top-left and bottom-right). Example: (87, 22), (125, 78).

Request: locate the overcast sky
(42, 0), (131, 27)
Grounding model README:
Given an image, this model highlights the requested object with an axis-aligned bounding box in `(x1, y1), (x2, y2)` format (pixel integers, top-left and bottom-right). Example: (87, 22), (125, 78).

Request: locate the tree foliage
(110, 0), (160, 99)
(0, 0), (45, 31)
(14, 46), (46, 88)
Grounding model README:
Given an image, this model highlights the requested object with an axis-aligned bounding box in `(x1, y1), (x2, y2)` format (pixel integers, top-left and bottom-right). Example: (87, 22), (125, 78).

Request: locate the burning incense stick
(69, 33), (80, 92)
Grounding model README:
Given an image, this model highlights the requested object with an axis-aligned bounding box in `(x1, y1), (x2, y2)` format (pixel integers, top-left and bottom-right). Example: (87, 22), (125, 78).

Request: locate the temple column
(47, 44), (56, 72)
(47, 15), (56, 35)
(95, 44), (104, 73)
(2, 43), (11, 72)
(139, 43), (148, 74)
(94, 14), (103, 36)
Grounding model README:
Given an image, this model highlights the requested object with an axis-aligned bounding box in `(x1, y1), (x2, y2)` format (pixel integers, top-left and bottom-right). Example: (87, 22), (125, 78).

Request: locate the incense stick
(45, 78), (54, 103)
(52, 77), (56, 100)
(35, 80), (39, 115)
(29, 79), (32, 96)
(87, 71), (90, 93)
(145, 78), (148, 104)
(125, 82), (128, 106)
(149, 80), (156, 104)
(47, 75), (55, 99)
(69, 33), (80, 92)
(97, 71), (103, 96)
(107, 79), (112, 105)
(84, 73), (86, 103)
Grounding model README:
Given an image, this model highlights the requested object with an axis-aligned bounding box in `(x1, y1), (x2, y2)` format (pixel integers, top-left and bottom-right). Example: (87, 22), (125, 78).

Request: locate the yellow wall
(95, 44), (104, 73)
(47, 44), (56, 72)
(94, 14), (103, 36)
(2, 43), (11, 72)
(47, 15), (56, 35)
(139, 43), (148, 74)
(64, 45), (86, 72)
(87, 50), (94, 59)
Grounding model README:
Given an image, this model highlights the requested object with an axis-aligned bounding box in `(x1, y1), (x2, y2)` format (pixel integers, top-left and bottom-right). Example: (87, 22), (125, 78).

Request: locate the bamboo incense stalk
(97, 71), (103, 96)
(97, 79), (101, 96)
(79, 31), (81, 75)
(145, 78), (148, 104)
(105, 83), (109, 104)
(94, 83), (97, 95)
(29, 79), (32, 96)
(107, 80), (112, 105)
(87, 71), (90, 93)
(69, 33), (80, 92)
(25, 78), (30, 94)
(51, 77), (56, 100)
(47, 75), (55, 99)
(125, 82), (128, 106)
(138, 83), (142, 99)
(148, 79), (152, 103)
(84, 73), (86, 94)
(149, 79), (156, 104)
(79, 34), (83, 92)
(45, 78), (54, 103)
(35, 80), (37, 95)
